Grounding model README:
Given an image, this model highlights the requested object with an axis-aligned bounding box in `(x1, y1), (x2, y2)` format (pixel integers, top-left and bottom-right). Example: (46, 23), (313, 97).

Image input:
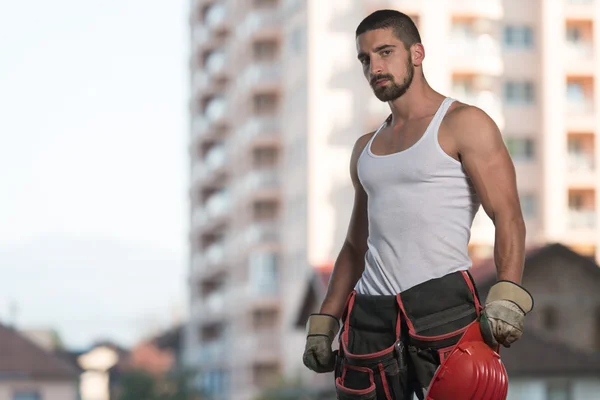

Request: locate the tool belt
(333, 271), (483, 400)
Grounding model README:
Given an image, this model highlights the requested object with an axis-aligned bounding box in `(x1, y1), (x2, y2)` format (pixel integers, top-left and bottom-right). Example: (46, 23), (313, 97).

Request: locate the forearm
(319, 241), (365, 319)
(493, 215), (526, 284)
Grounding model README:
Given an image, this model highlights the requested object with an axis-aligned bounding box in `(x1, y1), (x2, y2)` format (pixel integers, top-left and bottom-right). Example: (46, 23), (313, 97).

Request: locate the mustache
(371, 74), (394, 85)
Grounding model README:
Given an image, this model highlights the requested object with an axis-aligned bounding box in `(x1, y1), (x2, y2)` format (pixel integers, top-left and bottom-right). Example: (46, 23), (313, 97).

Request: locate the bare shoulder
(445, 102), (497, 129)
(353, 131), (376, 155)
(443, 102), (503, 149)
(349, 130), (376, 186)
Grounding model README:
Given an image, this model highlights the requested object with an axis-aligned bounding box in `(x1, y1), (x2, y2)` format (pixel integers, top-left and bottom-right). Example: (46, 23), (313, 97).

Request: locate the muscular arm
(319, 133), (372, 319)
(452, 106), (526, 284)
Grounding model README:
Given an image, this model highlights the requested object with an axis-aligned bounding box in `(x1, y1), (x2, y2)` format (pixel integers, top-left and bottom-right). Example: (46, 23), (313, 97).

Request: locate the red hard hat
(425, 321), (508, 400)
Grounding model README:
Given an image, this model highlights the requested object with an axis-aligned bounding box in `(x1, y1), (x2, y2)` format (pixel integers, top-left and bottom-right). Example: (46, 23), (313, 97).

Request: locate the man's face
(356, 28), (414, 102)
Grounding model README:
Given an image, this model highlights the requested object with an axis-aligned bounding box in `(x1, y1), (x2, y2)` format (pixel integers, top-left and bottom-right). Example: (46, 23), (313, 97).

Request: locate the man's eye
(382, 50), (391, 56)
(361, 58), (370, 65)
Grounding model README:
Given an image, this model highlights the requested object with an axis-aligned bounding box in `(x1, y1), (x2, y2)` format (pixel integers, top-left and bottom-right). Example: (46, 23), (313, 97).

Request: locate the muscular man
(302, 9), (533, 399)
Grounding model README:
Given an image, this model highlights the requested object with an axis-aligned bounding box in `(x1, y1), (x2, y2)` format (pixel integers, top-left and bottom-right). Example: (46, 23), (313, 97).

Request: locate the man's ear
(411, 43), (425, 66)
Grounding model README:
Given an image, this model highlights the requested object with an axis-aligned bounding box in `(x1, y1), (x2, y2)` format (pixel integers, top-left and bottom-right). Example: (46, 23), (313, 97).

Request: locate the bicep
(459, 113), (523, 222)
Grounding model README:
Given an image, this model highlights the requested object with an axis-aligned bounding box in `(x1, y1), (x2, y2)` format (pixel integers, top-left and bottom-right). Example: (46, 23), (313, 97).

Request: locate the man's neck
(386, 79), (444, 126)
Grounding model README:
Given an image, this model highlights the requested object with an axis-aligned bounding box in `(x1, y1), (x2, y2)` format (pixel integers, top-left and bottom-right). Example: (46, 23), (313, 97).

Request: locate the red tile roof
(0, 324), (79, 380)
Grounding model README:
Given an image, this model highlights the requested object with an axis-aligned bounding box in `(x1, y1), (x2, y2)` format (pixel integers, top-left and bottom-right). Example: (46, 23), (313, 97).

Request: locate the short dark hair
(355, 9), (421, 50)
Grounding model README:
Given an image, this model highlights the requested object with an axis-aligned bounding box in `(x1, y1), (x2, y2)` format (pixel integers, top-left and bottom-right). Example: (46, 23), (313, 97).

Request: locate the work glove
(302, 313), (340, 373)
(480, 280), (534, 349)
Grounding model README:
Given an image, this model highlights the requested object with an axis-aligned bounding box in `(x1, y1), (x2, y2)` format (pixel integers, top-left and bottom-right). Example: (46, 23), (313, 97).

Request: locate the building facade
(186, 0), (600, 398)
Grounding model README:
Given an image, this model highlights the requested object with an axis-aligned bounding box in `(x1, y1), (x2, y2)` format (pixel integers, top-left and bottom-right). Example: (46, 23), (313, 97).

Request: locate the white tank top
(354, 97), (481, 295)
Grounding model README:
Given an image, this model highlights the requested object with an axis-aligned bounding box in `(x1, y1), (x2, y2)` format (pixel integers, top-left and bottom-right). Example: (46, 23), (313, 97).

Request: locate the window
(566, 26), (582, 43)
(547, 381), (572, 400)
(253, 40), (278, 61)
(253, 363), (279, 387)
(505, 138), (535, 161)
(567, 137), (583, 154)
(253, 94), (278, 114)
(249, 251), (279, 295)
(566, 82), (585, 103)
(253, 200), (278, 219)
(569, 192), (585, 209)
(503, 26), (533, 48)
(520, 194), (536, 219)
(13, 393), (41, 400)
(253, 309), (278, 330)
(504, 81), (534, 104)
(253, 147), (278, 167)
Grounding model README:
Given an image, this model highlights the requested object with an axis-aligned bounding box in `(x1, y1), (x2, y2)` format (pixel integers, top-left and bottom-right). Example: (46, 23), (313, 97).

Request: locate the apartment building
(186, 0), (600, 398)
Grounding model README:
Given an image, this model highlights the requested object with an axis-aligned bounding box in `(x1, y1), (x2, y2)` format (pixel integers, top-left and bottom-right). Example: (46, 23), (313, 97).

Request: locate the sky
(0, 0), (190, 349)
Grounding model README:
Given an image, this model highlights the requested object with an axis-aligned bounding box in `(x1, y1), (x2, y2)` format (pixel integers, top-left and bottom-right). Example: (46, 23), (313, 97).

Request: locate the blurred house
(294, 243), (600, 399)
(76, 342), (128, 400)
(473, 243), (600, 399)
(0, 324), (79, 400)
(126, 324), (182, 377)
(187, 0), (600, 398)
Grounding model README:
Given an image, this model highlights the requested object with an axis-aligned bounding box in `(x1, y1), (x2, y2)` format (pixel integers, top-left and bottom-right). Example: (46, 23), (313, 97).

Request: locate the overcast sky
(0, 0), (190, 349)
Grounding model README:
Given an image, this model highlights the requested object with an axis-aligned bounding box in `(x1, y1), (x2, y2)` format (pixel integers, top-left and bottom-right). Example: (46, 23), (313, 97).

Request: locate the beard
(371, 56), (415, 102)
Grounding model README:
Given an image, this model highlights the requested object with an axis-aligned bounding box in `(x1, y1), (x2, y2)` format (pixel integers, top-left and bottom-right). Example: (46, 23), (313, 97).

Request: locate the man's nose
(370, 60), (383, 77)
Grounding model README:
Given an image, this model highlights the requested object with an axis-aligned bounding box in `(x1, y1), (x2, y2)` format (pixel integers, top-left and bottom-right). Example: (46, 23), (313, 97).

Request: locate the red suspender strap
(395, 293), (415, 334)
(342, 291), (356, 346)
(460, 271), (482, 314)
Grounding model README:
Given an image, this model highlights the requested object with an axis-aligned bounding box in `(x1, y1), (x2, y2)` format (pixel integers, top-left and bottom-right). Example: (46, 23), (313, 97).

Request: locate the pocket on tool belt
(372, 357), (408, 400)
(335, 364), (377, 400)
(407, 302), (477, 353)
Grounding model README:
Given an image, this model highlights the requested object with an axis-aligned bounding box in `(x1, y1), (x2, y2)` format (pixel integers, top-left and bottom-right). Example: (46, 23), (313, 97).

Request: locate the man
(302, 9), (534, 400)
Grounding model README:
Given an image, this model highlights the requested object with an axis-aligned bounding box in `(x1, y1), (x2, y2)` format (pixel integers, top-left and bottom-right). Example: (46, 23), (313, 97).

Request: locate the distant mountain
(0, 234), (187, 350)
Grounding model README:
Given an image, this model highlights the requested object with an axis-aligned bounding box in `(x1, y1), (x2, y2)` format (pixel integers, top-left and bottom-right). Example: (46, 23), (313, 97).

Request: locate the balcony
(568, 153), (596, 188)
(204, 51), (228, 79)
(241, 333), (280, 362)
(191, 145), (228, 187)
(564, 0), (595, 20)
(565, 42), (594, 76)
(239, 62), (281, 91)
(236, 169), (280, 199)
(201, 144), (228, 176)
(192, 70), (210, 95)
(205, 3), (227, 33)
(193, 191), (231, 229)
(236, 8), (280, 40)
(192, 116), (210, 141)
(204, 97), (228, 128)
(245, 222), (280, 247)
(200, 242), (226, 271)
(198, 340), (228, 365)
(449, 0), (503, 19)
(237, 116), (280, 145)
(448, 35), (503, 76)
(193, 25), (210, 47)
(566, 100), (595, 132)
(568, 209), (597, 231)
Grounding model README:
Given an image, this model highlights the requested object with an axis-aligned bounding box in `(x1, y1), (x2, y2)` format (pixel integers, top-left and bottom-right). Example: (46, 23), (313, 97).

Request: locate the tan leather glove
(302, 313), (340, 373)
(480, 281), (534, 348)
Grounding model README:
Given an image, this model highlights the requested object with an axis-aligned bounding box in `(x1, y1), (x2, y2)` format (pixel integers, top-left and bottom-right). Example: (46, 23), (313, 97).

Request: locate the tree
(118, 368), (204, 400)
(118, 370), (157, 400)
